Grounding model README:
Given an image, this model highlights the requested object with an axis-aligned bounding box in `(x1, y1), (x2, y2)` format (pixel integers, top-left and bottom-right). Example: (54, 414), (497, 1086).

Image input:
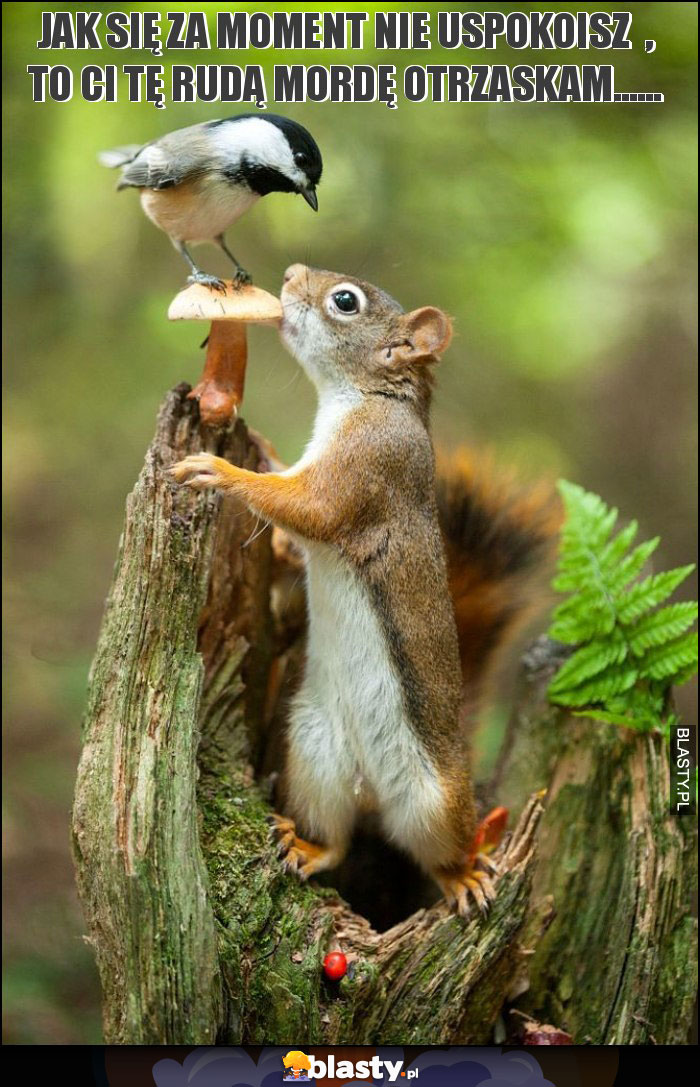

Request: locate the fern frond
(616, 565), (695, 624)
(607, 684), (665, 722)
(550, 589), (616, 643)
(608, 537), (659, 593)
(549, 635), (627, 694)
(596, 520), (639, 578)
(572, 708), (649, 728)
(547, 481), (697, 733)
(628, 602), (698, 655)
(639, 633), (698, 683)
(558, 481), (617, 550)
(549, 662), (638, 707)
(668, 660), (699, 687)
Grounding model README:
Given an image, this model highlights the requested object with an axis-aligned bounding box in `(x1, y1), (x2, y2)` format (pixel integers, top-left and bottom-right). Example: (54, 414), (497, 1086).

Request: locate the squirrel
(171, 263), (560, 915)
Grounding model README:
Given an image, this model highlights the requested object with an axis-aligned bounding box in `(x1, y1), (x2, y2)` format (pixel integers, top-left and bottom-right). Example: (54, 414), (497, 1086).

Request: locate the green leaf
(640, 633), (698, 683)
(549, 608), (614, 645)
(598, 519), (638, 573)
(557, 481), (618, 550)
(608, 537), (659, 592)
(549, 663), (638, 707)
(550, 589), (616, 643)
(669, 660), (700, 687)
(572, 708), (651, 729)
(610, 684), (665, 720)
(628, 602), (699, 655)
(548, 481), (697, 733)
(616, 565), (696, 624)
(549, 635), (627, 694)
(553, 557), (596, 592)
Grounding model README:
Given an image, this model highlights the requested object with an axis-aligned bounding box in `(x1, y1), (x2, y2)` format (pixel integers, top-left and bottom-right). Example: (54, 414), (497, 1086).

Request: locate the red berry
(323, 951), (347, 981)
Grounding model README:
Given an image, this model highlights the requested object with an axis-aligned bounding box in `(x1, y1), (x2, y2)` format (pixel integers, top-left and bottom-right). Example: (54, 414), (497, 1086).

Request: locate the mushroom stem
(168, 279), (282, 426)
(188, 319), (248, 426)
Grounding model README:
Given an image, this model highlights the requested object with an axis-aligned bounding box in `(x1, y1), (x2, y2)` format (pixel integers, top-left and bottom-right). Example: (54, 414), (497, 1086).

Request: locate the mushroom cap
(168, 282), (282, 325)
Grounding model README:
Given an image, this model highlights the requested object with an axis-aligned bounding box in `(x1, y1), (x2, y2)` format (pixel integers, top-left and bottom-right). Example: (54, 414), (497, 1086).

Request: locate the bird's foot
(233, 266), (253, 288)
(187, 271), (228, 293)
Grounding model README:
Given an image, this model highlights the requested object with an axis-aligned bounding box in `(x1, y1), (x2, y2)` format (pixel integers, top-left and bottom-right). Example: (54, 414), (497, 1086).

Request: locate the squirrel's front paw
(170, 452), (230, 490)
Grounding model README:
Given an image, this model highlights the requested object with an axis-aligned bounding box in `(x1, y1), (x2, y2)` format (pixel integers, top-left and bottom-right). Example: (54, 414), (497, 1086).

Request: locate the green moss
(196, 740), (342, 1043)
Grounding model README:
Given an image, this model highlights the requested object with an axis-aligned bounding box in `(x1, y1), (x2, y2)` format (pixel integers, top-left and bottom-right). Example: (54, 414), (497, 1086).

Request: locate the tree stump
(72, 387), (697, 1045)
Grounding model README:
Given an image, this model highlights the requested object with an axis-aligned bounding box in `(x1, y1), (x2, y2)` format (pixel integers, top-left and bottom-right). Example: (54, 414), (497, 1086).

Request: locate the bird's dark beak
(300, 185), (318, 211)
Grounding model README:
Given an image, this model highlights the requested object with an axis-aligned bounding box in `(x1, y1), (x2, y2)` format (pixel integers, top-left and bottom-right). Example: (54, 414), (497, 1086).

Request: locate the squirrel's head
(280, 264), (452, 400)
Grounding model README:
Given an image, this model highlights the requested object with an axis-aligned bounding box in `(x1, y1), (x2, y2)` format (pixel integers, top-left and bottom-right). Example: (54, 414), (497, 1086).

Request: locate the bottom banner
(88, 1045), (629, 1087)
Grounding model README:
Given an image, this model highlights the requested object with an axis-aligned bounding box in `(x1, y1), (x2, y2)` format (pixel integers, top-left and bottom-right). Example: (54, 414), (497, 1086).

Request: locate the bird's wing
(115, 124), (214, 191)
(116, 144), (187, 190)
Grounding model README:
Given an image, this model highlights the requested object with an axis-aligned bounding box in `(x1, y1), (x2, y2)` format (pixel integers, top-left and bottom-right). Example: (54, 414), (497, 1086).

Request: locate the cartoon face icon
(282, 1051), (311, 1080)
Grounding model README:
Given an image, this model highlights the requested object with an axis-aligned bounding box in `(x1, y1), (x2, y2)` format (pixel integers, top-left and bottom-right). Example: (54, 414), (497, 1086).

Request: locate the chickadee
(99, 113), (322, 289)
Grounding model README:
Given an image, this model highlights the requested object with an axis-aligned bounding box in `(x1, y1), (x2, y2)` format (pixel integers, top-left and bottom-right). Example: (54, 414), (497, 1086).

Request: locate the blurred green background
(3, 1), (697, 1044)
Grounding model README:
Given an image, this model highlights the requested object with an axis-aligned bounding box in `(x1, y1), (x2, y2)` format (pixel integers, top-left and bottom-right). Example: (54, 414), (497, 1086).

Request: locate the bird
(99, 113), (322, 289)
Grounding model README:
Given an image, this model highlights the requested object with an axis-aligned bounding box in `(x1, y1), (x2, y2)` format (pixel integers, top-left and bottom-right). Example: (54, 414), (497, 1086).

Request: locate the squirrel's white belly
(140, 178), (259, 242)
(288, 543), (445, 860)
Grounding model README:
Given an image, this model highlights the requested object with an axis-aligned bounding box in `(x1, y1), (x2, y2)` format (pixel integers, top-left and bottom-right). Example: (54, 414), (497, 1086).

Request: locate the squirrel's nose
(283, 263), (307, 286)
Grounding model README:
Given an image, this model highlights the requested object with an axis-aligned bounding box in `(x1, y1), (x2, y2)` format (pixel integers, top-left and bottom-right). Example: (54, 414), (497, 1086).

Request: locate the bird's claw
(187, 272), (228, 293)
(233, 267), (253, 287)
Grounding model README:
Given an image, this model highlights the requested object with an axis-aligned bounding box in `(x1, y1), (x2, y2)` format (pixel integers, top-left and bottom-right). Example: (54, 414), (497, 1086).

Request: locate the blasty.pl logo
(282, 1052), (415, 1082)
(282, 1053), (312, 1081)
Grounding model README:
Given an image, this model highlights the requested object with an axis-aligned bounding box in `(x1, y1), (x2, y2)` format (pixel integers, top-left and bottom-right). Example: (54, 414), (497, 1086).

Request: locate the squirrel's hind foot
(434, 861), (498, 917)
(434, 806), (509, 918)
(268, 813), (345, 880)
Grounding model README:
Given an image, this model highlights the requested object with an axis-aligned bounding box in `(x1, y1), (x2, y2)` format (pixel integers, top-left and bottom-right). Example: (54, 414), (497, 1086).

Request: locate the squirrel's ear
(385, 307), (453, 366)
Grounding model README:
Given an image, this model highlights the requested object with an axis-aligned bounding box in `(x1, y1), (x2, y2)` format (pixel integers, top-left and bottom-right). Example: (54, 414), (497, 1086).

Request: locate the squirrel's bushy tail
(436, 449), (562, 702)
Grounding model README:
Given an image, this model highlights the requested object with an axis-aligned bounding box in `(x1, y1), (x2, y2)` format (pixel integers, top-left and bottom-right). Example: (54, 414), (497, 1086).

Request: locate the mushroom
(168, 280), (282, 426)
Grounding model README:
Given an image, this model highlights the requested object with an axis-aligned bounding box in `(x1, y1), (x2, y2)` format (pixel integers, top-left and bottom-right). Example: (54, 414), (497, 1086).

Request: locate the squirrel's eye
(325, 282), (367, 320)
(332, 290), (359, 314)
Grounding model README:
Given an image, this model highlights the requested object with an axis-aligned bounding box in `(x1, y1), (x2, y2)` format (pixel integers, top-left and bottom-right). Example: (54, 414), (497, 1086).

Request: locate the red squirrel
(171, 264), (559, 915)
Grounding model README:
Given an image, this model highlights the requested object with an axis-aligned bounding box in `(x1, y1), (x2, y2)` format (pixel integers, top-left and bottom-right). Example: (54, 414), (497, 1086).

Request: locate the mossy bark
(72, 387), (697, 1045)
(493, 639), (698, 1045)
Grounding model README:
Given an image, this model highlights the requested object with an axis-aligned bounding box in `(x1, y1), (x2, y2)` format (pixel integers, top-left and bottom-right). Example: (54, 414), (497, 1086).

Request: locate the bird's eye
(294, 151), (308, 167)
(333, 290), (359, 314)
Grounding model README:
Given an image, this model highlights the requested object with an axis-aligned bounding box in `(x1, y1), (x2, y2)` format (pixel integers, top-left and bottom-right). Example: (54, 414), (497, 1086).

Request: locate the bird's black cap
(260, 114), (323, 186)
(208, 113), (323, 186)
